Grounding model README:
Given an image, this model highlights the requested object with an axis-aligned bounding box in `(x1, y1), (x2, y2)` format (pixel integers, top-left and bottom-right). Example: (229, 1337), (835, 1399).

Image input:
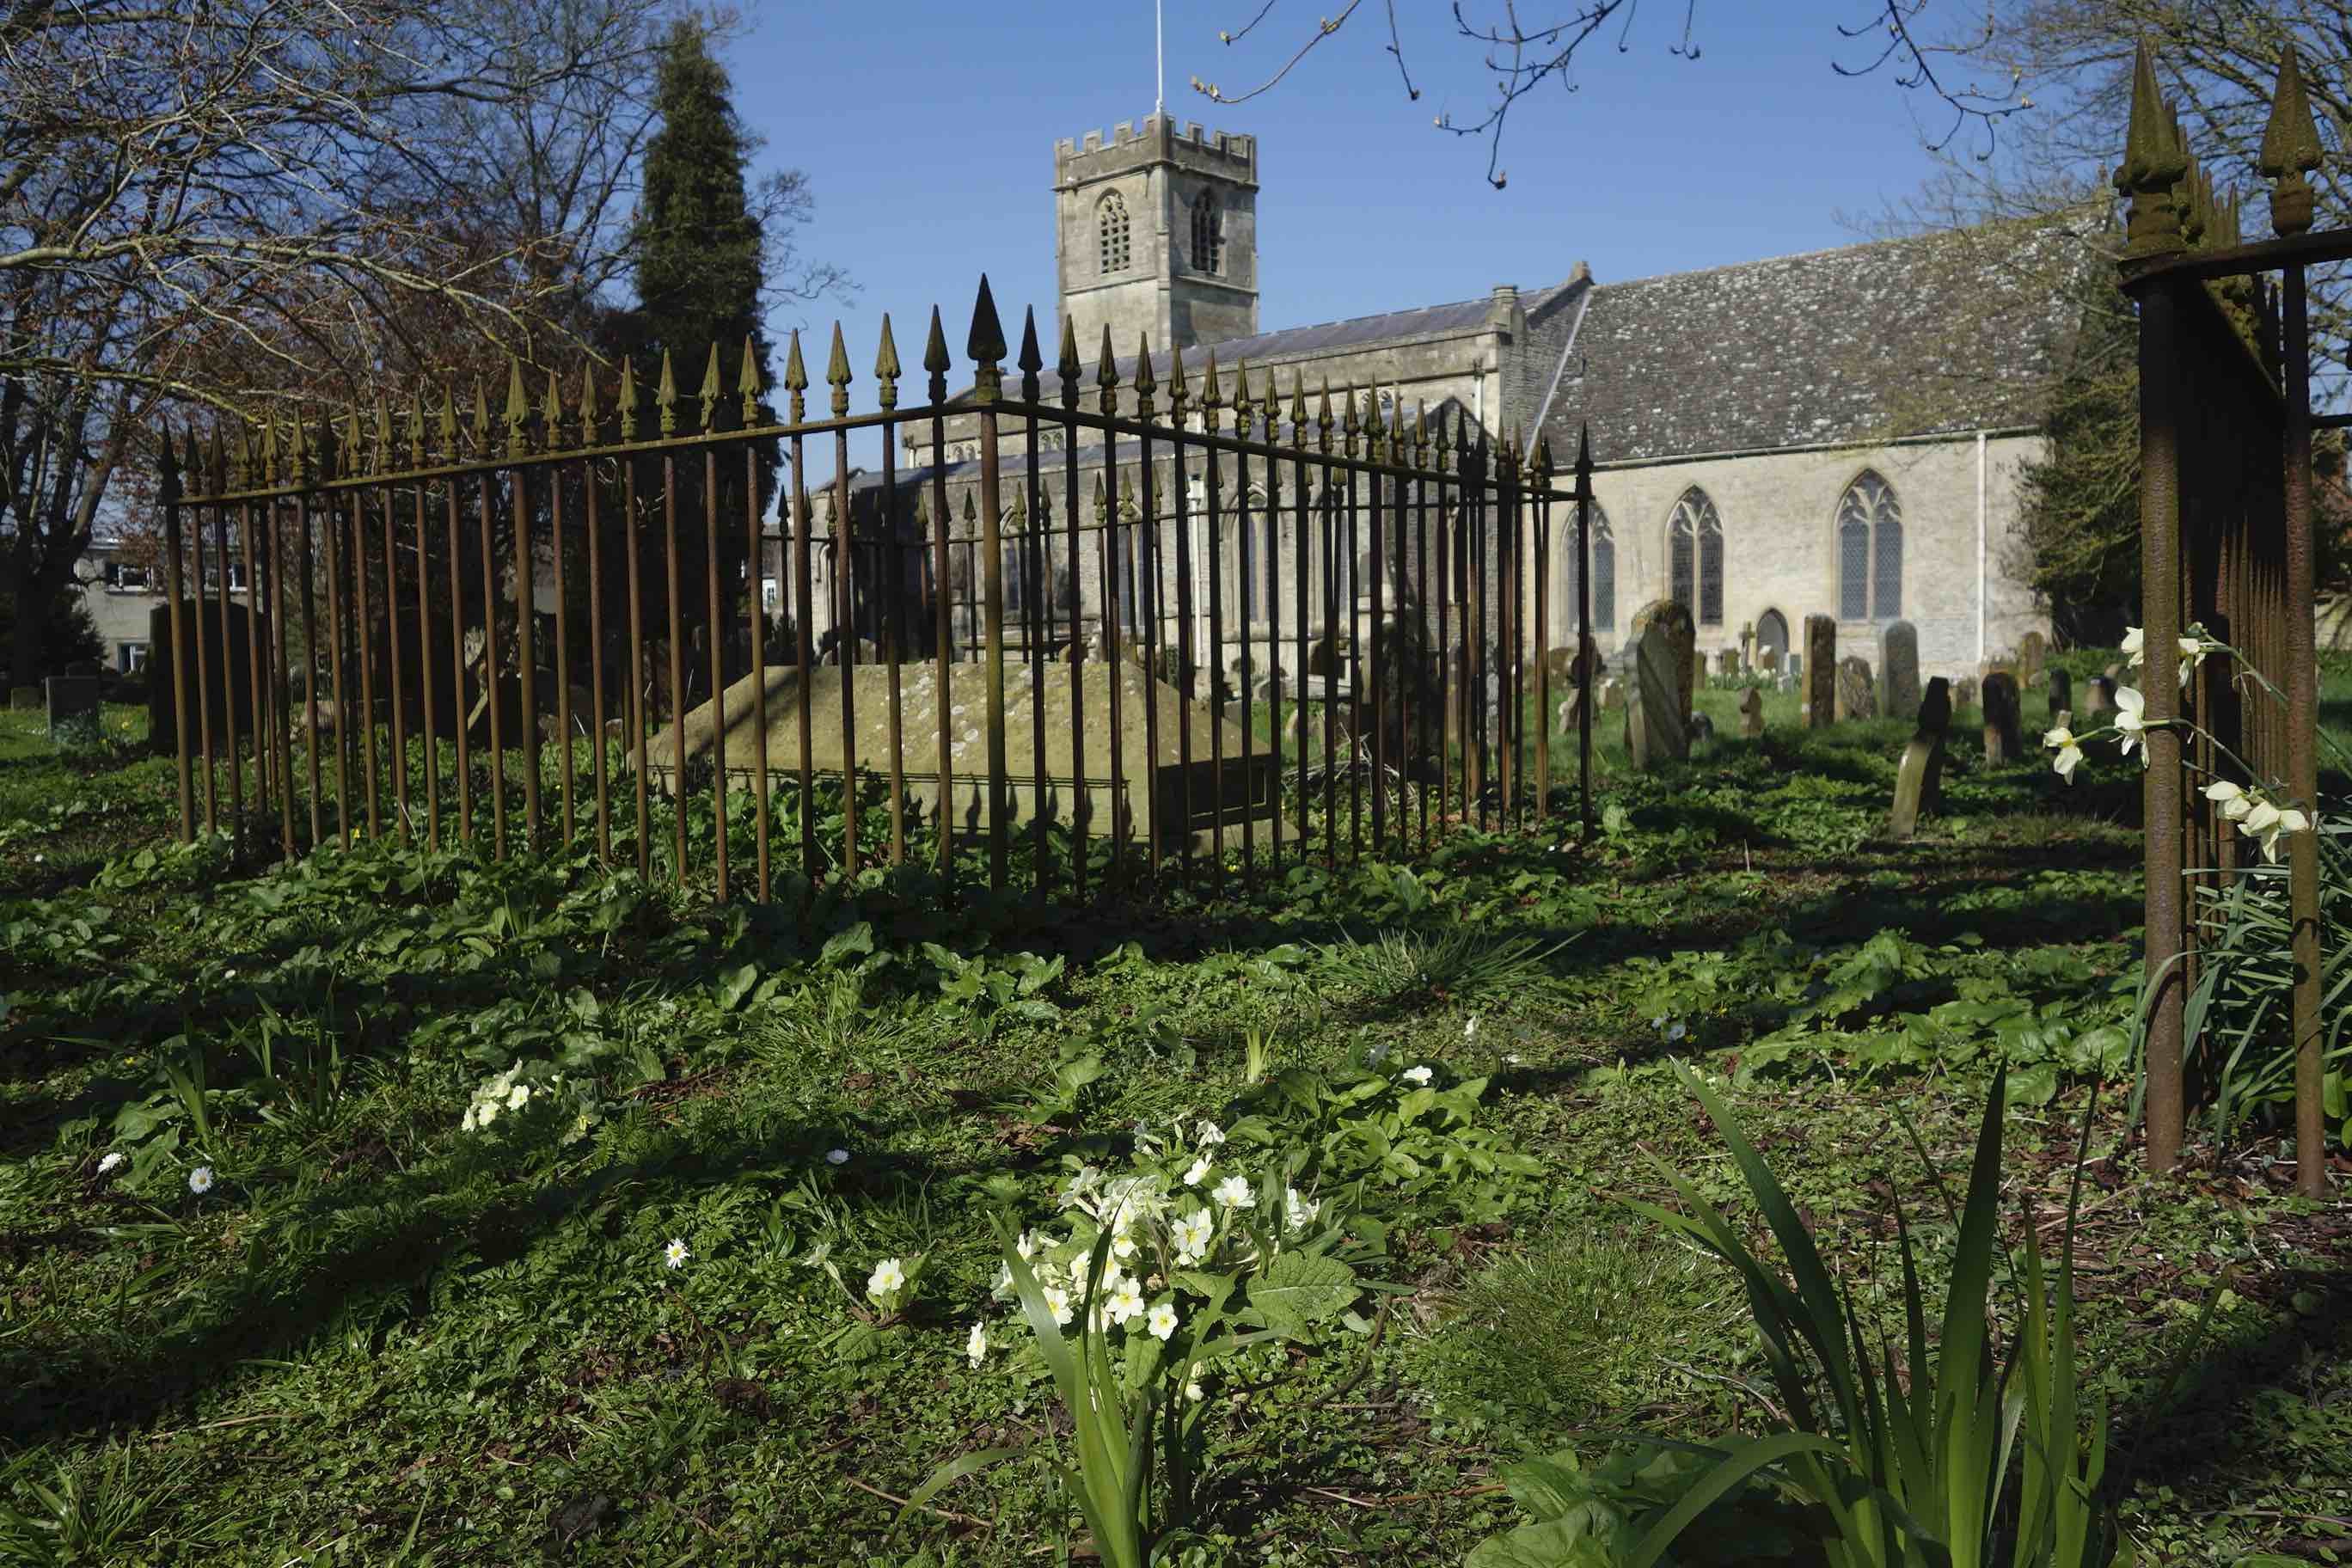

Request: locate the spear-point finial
(1289, 371), (1308, 448)
(825, 322), (853, 419)
(961, 489), (977, 536)
(783, 330), (808, 424)
(923, 305), (951, 402)
(290, 410), (310, 484)
(1234, 362), (1256, 432)
(967, 276), (1006, 402)
(540, 368), (563, 450)
(1201, 349), (1222, 433)
(1534, 436), (1553, 479)
(1168, 340), (1189, 416)
(866, 317), (897, 413)
(1118, 471), (1138, 522)
(1093, 472), (1108, 524)
(1134, 333), (1158, 422)
(1340, 383), (1360, 457)
(574, 361), (599, 445)
(1056, 315), (1081, 407)
(436, 382), (457, 461)
(913, 487), (931, 533)
(255, 412), (279, 487)
(616, 358), (639, 442)
(654, 350), (678, 437)
(1412, 399), (1429, 460)
(2261, 42), (2323, 236)
(699, 342), (725, 431)
(1316, 380), (1334, 453)
(739, 334), (765, 426)
(179, 426), (202, 499)
(1007, 489), (1026, 526)
(1095, 323), (1120, 419)
(2117, 40), (2189, 258)
(504, 358), (530, 456)
(1016, 308), (1043, 403)
(233, 419), (254, 489)
(205, 422), (226, 495)
(158, 420), (181, 502)
(403, 395), (423, 469)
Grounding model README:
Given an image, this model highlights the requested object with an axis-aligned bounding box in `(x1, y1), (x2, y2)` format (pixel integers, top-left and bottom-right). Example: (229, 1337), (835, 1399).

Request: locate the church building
(837, 113), (2080, 685)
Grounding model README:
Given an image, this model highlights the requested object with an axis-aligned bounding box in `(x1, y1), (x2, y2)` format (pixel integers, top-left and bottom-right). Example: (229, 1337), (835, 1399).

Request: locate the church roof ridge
(1589, 208), (2102, 296)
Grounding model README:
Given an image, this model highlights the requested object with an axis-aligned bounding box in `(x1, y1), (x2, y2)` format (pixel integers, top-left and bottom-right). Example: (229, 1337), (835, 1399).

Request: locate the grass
(0, 653), (2346, 1566)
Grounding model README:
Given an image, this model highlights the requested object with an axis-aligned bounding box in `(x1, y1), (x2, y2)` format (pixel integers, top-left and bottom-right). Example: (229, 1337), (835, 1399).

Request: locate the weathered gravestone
(1890, 677), (1953, 839)
(1804, 616), (1837, 729)
(2046, 667), (2073, 720)
(1715, 648), (1739, 679)
(1687, 710), (1717, 748)
(1952, 675), (1978, 711)
(1598, 677), (1625, 712)
(1738, 622), (1756, 670)
(1623, 622), (1688, 769)
(145, 600), (260, 755)
(1739, 687), (1764, 738)
(46, 671), (102, 737)
(2017, 630), (2048, 689)
(1834, 655), (1877, 722)
(2083, 676), (2115, 715)
(1981, 671), (2023, 763)
(1878, 620), (1920, 723)
(1758, 647), (1779, 674)
(1629, 599), (1697, 718)
(10, 686), (40, 711)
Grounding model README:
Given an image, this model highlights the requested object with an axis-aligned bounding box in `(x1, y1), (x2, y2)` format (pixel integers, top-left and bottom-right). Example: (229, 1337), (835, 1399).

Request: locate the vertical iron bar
(585, 456), (609, 863)
(879, 432), (905, 871)
(662, 451), (687, 885)
(1290, 430), (1310, 872)
(747, 444), (772, 897)
(1204, 419), (1228, 893)
(383, 466), (409, 836)
(1100, 475), (1127, 882)
(978, 414), (1009, 894)
(707, 445), (732, 899)
(553, 462), (575, 846)
(1238, 416), (1258, 888)
(832, 442), (858, 883)
(444, 461), (471, 845)
(512, 464), (540, 851)
(1141, 454), (1164, 881)
(1534, 471), (1551, 820)
(240, 496), (272, 843)
(1063, 394), (1087, 897)
(325, 478), (351, 851)
(2282, 263), (2324, 1197)
(798, 457), (821, 886)
(411, 468), (436, 849)
(352, 481), (378, 838)
(2137, 278), (2185, 1176)
(622, 455), (649, 874)
(298, 486), (322, 850)
(1173, 422), (1198, 892)
(162, 440), (194, 843)
(1414, 460), (1430, 851)
(927, 435), (952, 882)
(214, 491), (243, 854)
(269, 494), (295, 859)
(1320, 472), (1338, 867)
(1344, 452), (1361, 862)
(193, 464), (218, 837)
(1576, 438), (1594, 839)
(1369, 444), (1387, 854)
(476, 465), (505, 858)
(1027, 419), (1049, 901)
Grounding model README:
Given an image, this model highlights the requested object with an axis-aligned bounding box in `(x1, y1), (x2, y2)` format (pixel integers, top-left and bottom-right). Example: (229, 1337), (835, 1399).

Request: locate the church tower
(1055, 116), (1259, 359)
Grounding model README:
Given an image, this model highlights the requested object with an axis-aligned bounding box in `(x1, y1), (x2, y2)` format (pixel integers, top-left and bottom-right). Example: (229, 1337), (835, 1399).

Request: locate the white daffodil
(2112, 685), (2147, 765)
(2241, 800), (2313, 865)
(1195, 1121), (1226, 1148)
(2043, 725), (2084, 782)
(187, 1165), (215, 1195)
(1146, 1301), (1179, 1342)
(1184, 1155), (1213, 1187)
(1402, 1064), (1433, 1086)
(1173, 1208), (1214, 1263)
(1106, 1275), (1146, 1326)
(966, 1320), (989, 1368)
(664, 1238), (689, 1271)
(97, 1151), (126, 1176)
(2203, 779), (2255, 822)
(1284, 1186), (1320, 1232)
(1015, 1229), (1040, 1261)
(2122, 627), (2144, 665)
(867, 1256), (908, 1304)
(1213, 1173), (1257, 1210)
(825, 1148), (850, 1165)
(1042, 1283), (1075, 1326)
(2176, 634), (2211, 686)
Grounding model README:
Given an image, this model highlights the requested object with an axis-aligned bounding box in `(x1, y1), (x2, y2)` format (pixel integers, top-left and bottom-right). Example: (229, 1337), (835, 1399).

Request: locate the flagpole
(1155, 0), (1164, 113)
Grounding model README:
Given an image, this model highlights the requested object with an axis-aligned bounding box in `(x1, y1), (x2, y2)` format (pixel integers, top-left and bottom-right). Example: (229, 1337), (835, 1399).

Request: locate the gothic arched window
(1556, 505), (1616, 637)
(1098, 191), (1131, 274)
(1668, 487), (1724, 626)
(1190, 193), (1222, 274)
(1836, 470), (1902, 620)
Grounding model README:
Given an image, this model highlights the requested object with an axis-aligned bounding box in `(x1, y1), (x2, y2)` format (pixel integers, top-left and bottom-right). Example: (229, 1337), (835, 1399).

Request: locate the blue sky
(732, 2), (2011, 468)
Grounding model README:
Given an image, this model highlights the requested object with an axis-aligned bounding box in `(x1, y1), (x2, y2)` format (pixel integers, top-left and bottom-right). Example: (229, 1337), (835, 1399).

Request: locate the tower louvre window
(1098, 191), (1131, 273)
(1190, 193), (1222, 274)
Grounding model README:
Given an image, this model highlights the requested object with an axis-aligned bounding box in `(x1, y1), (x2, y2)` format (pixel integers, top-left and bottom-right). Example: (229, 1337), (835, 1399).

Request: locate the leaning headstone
(1834, 656), (1877, 722)
(1890, 677), (1953, 839)
(1555, 693), (1579, 734)
(1981, 671), (2022, 763)
(1804, 616), (1837, 729)
(9, 686), (40, 712)
(45, 671), (102, 738)
(1739, 687), (1764, 738)
(2083, 676), (2115, 715)
(1629, 598), (1697, 717)
(2017, 630), (2048, 689)
(1624, 623), (1688, 769)
(2046, 667), (2073, 720)
(1877, 621), (1920, 723)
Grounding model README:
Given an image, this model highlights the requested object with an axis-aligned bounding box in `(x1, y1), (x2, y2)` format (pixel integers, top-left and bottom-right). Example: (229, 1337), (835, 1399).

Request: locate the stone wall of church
(1542, 432), (2049, 683)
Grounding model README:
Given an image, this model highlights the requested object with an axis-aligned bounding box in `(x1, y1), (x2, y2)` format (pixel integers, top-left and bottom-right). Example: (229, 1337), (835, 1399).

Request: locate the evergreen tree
(594, 20), (784, 713)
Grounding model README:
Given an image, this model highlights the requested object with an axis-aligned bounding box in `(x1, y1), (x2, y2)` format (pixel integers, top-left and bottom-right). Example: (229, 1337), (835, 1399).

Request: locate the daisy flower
(664, 1238), (690, 1271)
(187, 1166), (215, 1195)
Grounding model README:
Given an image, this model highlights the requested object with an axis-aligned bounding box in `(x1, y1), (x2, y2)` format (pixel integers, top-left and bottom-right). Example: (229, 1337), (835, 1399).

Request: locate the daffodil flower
(2241, 800), (2313, 864)
(664, 1238), (689, 1271)
(2043, 725), (2083, 782)
(2202, 779), (2255, 822)
(2112, 685), (2147, 765)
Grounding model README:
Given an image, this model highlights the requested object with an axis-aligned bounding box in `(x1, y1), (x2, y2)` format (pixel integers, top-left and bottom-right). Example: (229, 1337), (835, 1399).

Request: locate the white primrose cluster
(459, 1062), (600, 1146)
(965, 1117), (1320, 1376)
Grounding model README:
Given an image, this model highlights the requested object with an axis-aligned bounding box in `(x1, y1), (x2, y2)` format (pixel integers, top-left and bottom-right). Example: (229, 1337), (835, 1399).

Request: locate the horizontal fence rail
(160, 278), (1602, 904)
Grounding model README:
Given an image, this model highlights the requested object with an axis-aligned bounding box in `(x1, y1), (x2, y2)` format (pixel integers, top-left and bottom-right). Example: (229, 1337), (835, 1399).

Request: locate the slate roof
(1542, 215), (2104, 467)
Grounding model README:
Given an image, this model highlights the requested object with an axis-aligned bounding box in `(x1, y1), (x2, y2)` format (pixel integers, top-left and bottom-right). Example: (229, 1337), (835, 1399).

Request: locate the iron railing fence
(160, 278), (1602, 905)
(2114, 41), (2332, 1191)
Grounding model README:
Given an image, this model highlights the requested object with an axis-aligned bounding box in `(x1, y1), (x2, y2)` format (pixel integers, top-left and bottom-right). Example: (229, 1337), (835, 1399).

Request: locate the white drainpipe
(1975, 431), (1988, 665)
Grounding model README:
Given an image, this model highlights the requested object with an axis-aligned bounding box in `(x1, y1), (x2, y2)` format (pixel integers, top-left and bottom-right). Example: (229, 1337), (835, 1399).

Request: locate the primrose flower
(966, 1320), (989, 1368)
(1402, 1064), (1433, 1086)
(1185, 1155), (1214, 1187)
(505, 1083), (531, 1112)
(1185, 1380), (1205, 1403)
(187, 1166), (215, 1195)
(1041, 1283), (1075, 1326)
(1173, 1208), (1214, 1263)
(825, 1148), (850, 1165)
(1015, 1229), (1040, 1261)
(1146, 1301), (1179, 1341)
(2112, 686), (2147, 764)
(1196, 1121), (1226, 1148)
(1284, 1186), (1320, 1232)
(1106, 1275), (1146, 1326)
(2043, 725), (2083, 782)
(867, 1256), (909, 1304)
(475, 1099), (500, 1129)
(664, 1238), (689, 1271)
(2203, 779), (2255, 822)
(1465, 1014), (1479, 1039)
(97, 1151), (126, 1176)
(1213, 1173), (1257, 1210)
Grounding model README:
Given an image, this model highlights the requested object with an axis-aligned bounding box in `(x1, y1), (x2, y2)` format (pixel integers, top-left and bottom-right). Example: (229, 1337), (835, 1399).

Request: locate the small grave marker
(1878, 620), (1920, 723)
(1981, 671), (2023, 763)
(1890, 677), (1952, 839)
(1804, 615), (1836, 729)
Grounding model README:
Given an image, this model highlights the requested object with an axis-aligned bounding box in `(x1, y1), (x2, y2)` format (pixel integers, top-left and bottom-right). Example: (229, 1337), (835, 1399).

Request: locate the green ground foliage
(0, 659), (2346, 1565)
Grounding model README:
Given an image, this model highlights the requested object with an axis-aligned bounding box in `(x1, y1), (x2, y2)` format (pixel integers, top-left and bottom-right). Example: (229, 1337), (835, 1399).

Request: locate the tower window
(1190, 193), (1222, 274)
(1098, 191), (1131, 274)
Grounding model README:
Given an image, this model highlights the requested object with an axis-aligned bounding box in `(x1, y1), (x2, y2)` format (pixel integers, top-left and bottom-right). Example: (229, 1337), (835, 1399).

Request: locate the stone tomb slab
(647, 659), (1282, 851)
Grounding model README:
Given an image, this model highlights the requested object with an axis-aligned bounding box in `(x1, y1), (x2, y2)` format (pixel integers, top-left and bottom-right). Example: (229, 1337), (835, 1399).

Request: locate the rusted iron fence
(160, 279), (1601, 905)
(2115, 42), (2330, 1194)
